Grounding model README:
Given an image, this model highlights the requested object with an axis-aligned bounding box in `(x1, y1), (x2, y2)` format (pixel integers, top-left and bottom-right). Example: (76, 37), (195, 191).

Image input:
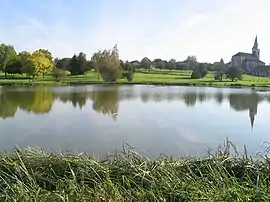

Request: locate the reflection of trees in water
(182, 92), (197, 107)
(0, 86), (267, 128)
(0, 88), (54, 119)
(90, 86), (119, 121)
(57, 91), (88, 109)
(213, 92), (224, 105)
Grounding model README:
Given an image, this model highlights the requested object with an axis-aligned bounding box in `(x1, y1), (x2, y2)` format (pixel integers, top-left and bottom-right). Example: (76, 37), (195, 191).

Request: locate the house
(250, 65), (270, 77)
(231, 36), (265, 74)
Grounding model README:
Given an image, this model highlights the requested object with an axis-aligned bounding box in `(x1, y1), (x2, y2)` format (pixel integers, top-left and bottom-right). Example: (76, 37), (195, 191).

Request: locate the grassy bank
(1, 70), (270, 89)
(1, 145), (270, 201)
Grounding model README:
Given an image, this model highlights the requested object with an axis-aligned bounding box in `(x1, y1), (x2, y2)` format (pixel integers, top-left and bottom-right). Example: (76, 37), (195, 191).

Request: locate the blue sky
(0, 0), (269, 63)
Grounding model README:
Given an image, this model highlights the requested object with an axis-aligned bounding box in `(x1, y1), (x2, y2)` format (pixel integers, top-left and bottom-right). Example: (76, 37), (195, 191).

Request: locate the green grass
(1, 69), (270, 89)
(1, 143), (270, 201)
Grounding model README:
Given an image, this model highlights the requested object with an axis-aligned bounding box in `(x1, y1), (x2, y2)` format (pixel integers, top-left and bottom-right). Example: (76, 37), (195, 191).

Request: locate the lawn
(1, 69), (270, 88)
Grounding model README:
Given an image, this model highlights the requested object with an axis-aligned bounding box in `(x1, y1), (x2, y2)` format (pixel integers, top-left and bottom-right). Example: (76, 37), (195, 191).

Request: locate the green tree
(55, 58), (71, 70)
(91, 45), (121, 82)
(191, 63), (207, 79)
(19, 51), (35, 80)
(0, 43), (17, 77)
(153, 59), (165, 70)
(186, 56), (197, 70)
(69, 52), (87, 75)
(166, 59), (177, 71)
(140, 57), (152, 71)
(5, 55), (22, 76)
(52, 68), (68, 81)
(226, 67), (242, 81)
(120, 60), (134, 81)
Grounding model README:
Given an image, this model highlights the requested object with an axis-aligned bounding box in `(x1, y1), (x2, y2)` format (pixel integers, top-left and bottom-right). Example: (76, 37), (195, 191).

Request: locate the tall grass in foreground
(1, 143), (270, 201)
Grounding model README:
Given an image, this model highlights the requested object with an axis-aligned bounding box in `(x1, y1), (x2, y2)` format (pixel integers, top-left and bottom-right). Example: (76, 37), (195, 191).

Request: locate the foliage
(91, 45), (121, 82)
(55, 58), (71, 70)
(153, 59), (165, 70)
(0, 43), (18, 76)
(51, 68), (68, 81)
(69, 52), (87, 75)
(186, 55), (197, 70)
(191, 63), (208, 79)
(29, 50), (54, 79)
(0, 144), (270, 201)
(166, 59), (177, 71)
(227, 67), (243, 81)
(140, 57), (152, 71)
(5, 55), (22, 75)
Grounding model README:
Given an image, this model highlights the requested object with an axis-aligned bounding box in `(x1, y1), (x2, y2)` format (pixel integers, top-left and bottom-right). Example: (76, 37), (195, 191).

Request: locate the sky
(0, 0), (270, 63)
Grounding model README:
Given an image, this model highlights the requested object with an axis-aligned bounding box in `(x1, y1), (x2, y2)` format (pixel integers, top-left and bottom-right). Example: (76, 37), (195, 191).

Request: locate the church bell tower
(252, 35), (260, 59)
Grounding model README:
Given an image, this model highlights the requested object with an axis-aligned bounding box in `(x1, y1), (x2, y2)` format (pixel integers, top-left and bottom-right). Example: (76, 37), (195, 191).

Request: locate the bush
(51, 68), (68, 81)
(122, 71), (134, 81)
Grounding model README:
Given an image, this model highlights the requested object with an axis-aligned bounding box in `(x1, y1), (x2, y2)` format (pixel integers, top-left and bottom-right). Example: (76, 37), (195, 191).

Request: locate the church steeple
(253, 35), (258, 49)
(252, 35), (260, 59)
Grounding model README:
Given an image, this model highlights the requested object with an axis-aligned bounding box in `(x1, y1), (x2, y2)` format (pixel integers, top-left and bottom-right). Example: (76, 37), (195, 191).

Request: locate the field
(1, 143), (270, 201)
(1, 69), (270, 88)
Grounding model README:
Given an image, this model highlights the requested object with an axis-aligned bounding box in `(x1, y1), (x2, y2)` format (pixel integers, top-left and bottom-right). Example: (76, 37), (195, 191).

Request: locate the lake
(0, 85), (269, 158)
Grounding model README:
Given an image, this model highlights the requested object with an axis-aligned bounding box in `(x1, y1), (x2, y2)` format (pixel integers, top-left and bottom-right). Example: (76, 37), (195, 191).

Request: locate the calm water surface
(0, 85), (270, 158)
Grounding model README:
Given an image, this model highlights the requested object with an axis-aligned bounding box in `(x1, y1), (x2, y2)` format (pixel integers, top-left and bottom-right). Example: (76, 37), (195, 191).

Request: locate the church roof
(233, 52), (258, 58)
(232, 52), (265, 63)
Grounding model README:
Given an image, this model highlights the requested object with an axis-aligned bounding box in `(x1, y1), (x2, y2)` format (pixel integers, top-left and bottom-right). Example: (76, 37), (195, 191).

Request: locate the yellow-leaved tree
(31, 50), (54, 79)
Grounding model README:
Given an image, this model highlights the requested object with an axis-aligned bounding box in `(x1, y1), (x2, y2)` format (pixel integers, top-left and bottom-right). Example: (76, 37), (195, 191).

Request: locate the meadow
(1, 69), (270, 89)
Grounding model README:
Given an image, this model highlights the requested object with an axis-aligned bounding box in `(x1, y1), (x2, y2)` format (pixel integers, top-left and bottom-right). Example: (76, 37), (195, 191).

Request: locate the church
(231, 36), (270, 76)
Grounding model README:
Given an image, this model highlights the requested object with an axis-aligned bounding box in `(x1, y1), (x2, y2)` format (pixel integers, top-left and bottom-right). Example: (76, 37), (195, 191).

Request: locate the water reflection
(0, 86), (269, 131)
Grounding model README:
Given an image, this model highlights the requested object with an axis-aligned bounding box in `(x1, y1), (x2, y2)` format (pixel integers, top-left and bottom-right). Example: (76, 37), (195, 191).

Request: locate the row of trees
(0, 43), (134, 82)
(0, 42), (243, 83)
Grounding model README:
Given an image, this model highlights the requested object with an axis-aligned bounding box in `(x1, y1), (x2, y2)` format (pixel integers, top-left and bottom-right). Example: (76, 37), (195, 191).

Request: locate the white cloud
(1, 0), (270, 64)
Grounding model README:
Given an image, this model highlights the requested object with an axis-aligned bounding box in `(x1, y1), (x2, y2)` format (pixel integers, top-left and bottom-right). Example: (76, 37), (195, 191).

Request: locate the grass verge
(1, 143), (270, 201)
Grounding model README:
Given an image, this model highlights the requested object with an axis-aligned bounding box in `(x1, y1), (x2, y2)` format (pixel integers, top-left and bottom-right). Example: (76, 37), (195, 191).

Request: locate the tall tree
(31, 50), (54, 79)
(153, 59), (165, 70)
(140, 57), (152, 71)
(91, 45), (121, 82)
(0, 44), (17, 77)
(55, 58), (71, 70)
(166, 59), (177, 71)
(69, 52), (87, 75)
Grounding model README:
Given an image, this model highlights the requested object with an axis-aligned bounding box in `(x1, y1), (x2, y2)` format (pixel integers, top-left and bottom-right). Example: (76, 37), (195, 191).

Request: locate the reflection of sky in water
(0, 85), (269, 158)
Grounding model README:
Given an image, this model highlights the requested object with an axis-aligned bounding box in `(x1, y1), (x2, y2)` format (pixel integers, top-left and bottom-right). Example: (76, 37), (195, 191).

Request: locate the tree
(30, 50), (54, 79)
(52, 68), (68, 81)
(153, 59), (165, 70)
(186, 55), (197, 70)
(38, 49), (53, 61)
(214, 58), (227, 81)
(120, 60), (134, 81)
(55, 58), (71, 70)
(166, 59), (177, 71)
(69, 52), (87, 75)
(0, 44), (17, 77)
(226, 67), (243, 81)
(5, 56), (22, 76)
(91, 45), (121, 82)
(140, 57), (152, 71)
(191, 63), (208, 79)
(19, 51), (35, 80)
